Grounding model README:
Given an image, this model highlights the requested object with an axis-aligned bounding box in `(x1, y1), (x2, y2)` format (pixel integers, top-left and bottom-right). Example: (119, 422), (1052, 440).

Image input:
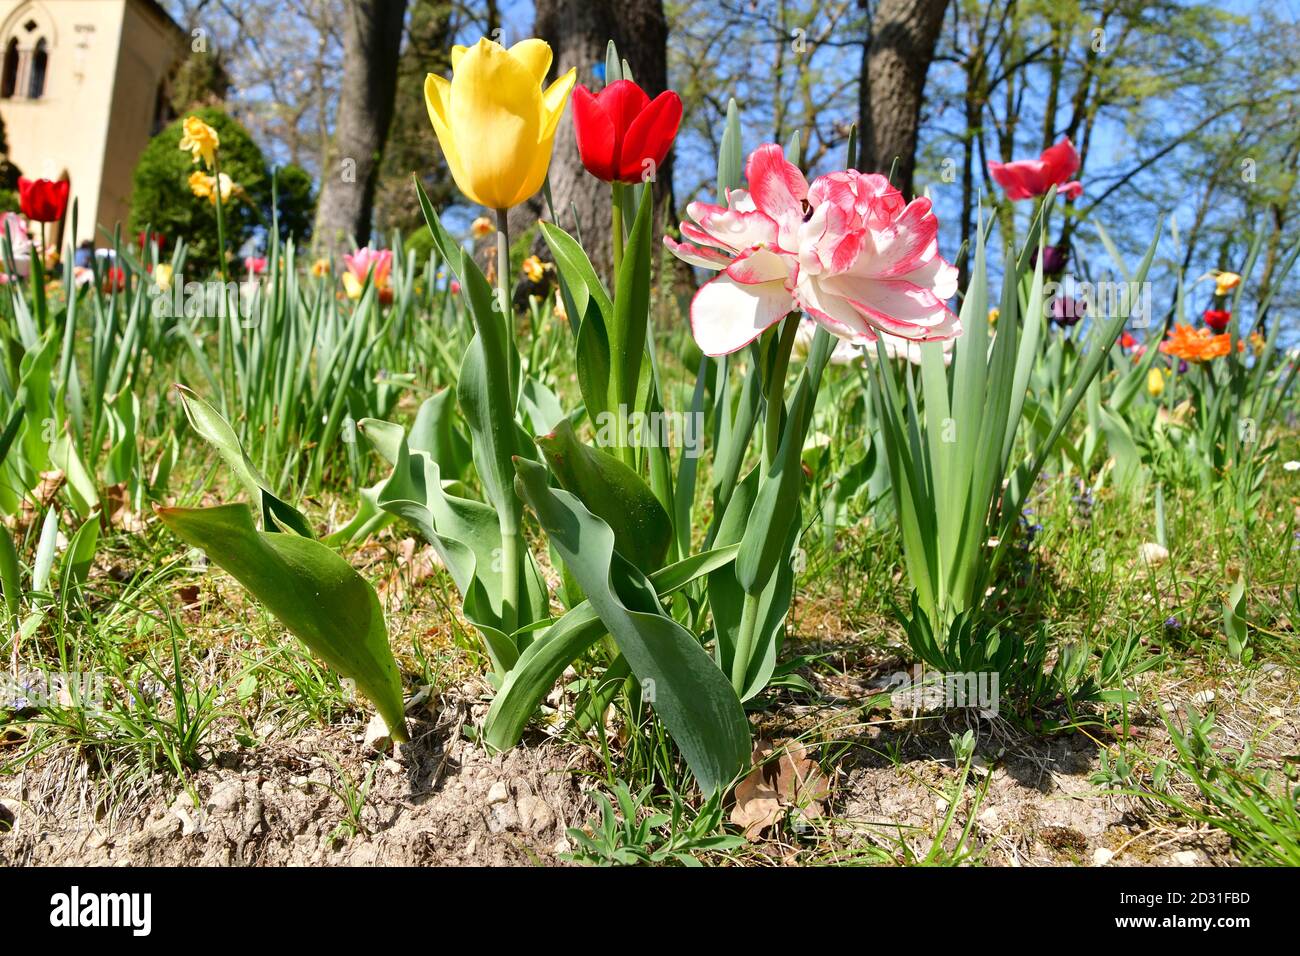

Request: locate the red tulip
(988, 138), (1082, 202)
(1202, 308), (1231, 333)
(18, 177), (70, 223)
(572, 79), (682, 184)
(1119, 332), (1138, 351)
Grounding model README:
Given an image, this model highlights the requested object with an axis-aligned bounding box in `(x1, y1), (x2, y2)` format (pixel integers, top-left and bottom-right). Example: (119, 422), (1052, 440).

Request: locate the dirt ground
(2, 653), (1294, 867)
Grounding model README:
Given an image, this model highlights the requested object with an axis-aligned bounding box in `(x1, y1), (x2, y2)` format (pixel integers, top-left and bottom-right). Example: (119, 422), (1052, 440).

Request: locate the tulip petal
(826, 275), (961, 340)
(451, 45), (468, 69)
(663, 235), (731, 270)
(450, 39), (544, 209)
(745, 143), (808, 251)
(572, 85), (618, 181)
(618, 90), (682, 183)
(540, 67), (578, 139)
(690, 273), (791, 356)
(424, 73), (478, 206)
(685, 200), (778, 254)
(855, 197), (939, 279)
(1041, 137), (1081, 183)
(726, 247), (790, 286)
(509, 38), (553, 83)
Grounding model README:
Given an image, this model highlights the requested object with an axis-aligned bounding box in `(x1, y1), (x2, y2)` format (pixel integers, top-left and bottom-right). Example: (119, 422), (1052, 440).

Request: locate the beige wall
(0, 0), (183, 246)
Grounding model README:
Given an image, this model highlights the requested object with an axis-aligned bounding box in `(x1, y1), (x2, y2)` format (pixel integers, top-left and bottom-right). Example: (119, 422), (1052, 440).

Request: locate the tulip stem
(495, 207), (523, 635)
(496, 209), (518, 394)
(763, 314), (799, 471)
(611, 182), (624, 288)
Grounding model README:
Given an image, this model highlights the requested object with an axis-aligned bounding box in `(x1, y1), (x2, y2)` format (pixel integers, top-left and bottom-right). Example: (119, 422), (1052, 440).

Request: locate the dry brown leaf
(730, 738), (832, 842)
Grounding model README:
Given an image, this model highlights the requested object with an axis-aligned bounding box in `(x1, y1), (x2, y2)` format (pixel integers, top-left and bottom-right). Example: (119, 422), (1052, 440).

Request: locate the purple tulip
(1049, 296), (1087, 327)
(1034, 244), (1069, 275)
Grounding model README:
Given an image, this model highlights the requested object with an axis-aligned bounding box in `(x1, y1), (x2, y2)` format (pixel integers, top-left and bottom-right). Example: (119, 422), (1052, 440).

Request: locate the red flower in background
(988, 138), (1082, 202)
(244, 256), (267, 275)
(138, 231), (166, 252)
(18, 177), (70, 223)
(102, 266), (125, 294)
(1202, 308), (1231, 333)
(572, 79), (682, 184)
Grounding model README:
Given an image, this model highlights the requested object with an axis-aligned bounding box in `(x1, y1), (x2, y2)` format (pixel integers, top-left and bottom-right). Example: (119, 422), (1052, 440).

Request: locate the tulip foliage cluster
(3, 36), (1298, 799)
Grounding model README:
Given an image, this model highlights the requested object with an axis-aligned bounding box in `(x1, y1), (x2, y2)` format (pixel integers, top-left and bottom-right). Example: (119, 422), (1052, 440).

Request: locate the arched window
(0, 38), (17, 99)
(27, 37), (45, 98)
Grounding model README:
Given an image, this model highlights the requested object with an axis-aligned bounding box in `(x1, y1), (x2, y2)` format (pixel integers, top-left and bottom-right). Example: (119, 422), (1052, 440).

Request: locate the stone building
(0, 0), (187, 243)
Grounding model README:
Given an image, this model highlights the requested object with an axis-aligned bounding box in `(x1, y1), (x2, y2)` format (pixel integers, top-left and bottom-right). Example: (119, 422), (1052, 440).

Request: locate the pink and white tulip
(665, 144), (961, 357)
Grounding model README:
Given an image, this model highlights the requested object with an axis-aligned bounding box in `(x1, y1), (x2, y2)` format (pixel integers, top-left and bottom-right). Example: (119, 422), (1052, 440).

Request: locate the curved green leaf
(157, 502), (408, 740)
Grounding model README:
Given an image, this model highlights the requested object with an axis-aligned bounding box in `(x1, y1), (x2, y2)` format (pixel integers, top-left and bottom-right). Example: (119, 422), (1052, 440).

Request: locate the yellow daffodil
(154, 263), (173, 292)
(988, 307), (1000, 326)
(179, 116), (220, 169)
(1147, 367), (1167, 398)
(522, 255), (545, 283)
(470, 216), (493, 239)
(189, 170), (235, 205)
(425, 38), (576, 210)
(1214, 271), (1241, 297)
(310, 257), (330, 278)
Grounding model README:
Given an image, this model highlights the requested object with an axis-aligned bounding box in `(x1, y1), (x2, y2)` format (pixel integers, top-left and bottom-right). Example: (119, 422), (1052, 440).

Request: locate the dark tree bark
(857, 0), (950, 199)
(314, 0), (408, 253)
(517, 0), (673, 280)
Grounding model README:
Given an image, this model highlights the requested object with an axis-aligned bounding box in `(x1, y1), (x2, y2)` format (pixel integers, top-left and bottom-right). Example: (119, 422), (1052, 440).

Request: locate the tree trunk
(857, 0), (949, 199)
(314, 0), (408, 253)
(518, 0), (672, 281)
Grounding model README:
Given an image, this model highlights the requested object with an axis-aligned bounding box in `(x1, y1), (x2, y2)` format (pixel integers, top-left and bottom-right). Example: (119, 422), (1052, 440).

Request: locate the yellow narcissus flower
(189, 170), (234, 204)
(154, 263), (173, 292)
(310, 257), (330, 278)
(425, 38), (577, 210)
(522, 255), (545, 283)
(1147, 367), (1167, 398)
(179, 116), (220, 168)
(470, 216), (493, 239)
(988, 307), (1000, 326)
(1214, 271), (1241, 297)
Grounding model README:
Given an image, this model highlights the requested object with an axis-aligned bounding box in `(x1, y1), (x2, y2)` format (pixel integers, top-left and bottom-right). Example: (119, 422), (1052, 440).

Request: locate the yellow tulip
(1214, 271), (1241, 297)
(425, 38), (576, 210)
(342, 271), (364, 300)
(987, 307), (999, 326)
(310, 257), (330, 278)
(179, 115), (220, 169)
(1146, 367), (1166, 398)
(154, 263), (173, 292)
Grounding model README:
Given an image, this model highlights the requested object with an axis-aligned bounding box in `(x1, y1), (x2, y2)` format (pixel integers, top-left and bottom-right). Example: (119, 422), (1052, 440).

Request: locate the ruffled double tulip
(572, 79), (682, 184)
(665, 144), (960, 356)
(425, 38), (576, 210)
(988, 137), (1083, 202)
(18, 177), (70, 223)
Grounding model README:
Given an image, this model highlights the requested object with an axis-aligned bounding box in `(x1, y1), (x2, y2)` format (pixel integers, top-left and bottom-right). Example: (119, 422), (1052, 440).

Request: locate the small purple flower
(1164, 616), (1181, 632)
(1178, 360), (1189, 374)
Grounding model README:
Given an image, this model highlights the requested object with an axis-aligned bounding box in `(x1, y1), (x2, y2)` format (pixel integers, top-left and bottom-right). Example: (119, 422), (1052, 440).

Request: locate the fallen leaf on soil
(104, 482), (147, 533)
(730, 739), (831, 841)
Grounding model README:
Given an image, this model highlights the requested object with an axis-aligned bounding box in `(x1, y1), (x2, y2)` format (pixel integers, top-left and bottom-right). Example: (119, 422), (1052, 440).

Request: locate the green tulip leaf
(157, 502), (408, 740)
